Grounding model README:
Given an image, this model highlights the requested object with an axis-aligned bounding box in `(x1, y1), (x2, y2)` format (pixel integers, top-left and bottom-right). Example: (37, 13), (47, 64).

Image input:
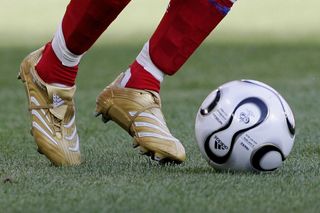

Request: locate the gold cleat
(18, 47), (81, 166)
(95, 73), (186, 164)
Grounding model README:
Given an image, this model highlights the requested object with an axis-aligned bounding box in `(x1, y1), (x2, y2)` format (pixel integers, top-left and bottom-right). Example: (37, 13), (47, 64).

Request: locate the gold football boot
(18, 47), (81, 166)
(95, 73), (186, 164)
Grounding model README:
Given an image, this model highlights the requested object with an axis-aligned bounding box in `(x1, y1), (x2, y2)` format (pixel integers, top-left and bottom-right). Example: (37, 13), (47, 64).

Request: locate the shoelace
(52, 116), (62, 136)
(29, 103), (73, 137)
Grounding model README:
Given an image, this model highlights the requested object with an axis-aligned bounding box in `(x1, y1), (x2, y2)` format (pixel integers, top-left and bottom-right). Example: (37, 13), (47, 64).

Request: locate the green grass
(1, 0), (320, 212)
(0, 42), (320, 212)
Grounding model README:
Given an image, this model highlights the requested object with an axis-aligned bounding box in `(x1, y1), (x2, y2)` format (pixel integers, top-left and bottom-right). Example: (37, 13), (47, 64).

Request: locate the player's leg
(18, 0), (131, 166)
(126, 0), (235, 92)
(96, 0), (237, 164)
(36, 0), (131, 86)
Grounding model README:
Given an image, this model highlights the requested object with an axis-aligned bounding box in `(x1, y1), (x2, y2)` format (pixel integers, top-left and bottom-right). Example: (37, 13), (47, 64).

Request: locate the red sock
(35, 43), (78, 86)
(150, 0), (234, 75)
(35, 0), (131, 86)
(125, 60), (160, 92)
(62, 0), (131, 54)
(125, 0), (234, 92)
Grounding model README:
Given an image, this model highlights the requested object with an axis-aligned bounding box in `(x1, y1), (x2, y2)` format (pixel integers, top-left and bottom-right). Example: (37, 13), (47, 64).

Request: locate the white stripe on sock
(120, 69), (131, 87)
(136, 41), (164, 83)
(52, 23), (84, 67)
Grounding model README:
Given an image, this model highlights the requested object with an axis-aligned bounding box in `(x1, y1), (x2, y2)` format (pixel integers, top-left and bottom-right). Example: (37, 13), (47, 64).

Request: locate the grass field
(1, 1), (320, 213)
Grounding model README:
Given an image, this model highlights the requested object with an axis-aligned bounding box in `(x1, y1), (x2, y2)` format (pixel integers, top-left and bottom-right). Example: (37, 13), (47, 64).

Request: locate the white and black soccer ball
(195, 80), (295, 172)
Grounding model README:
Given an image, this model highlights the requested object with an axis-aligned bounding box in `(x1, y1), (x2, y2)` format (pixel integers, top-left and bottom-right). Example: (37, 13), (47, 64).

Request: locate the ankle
(124, 60), (161, 93)
(35, 43), (78, 86)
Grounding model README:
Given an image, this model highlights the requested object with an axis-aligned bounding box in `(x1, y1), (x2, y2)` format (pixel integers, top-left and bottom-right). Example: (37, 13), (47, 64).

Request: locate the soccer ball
(195, 80), (295, 172)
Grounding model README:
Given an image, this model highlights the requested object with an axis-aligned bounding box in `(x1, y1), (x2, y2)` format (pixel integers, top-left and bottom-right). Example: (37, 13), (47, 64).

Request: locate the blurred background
(1, 0), (320, 47)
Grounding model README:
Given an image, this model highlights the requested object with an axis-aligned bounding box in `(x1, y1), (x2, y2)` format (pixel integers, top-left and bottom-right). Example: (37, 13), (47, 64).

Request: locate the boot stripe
(64, 114), (75, 128)
(68, 135), (80, 152)
(130, 111), (166, 128)
(137, 132), (179, 143)
(32, 122), (58, 145)
(134, 121), (171, 136)
(31, 110), (53, 134)
(65, 127), (77, 141)
(30, 96), (50, 121)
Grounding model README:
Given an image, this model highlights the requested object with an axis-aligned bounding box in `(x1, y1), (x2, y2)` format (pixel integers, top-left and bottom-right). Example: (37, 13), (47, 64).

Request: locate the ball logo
(239, 109), (255, 124)
(214, 135), (228, 150)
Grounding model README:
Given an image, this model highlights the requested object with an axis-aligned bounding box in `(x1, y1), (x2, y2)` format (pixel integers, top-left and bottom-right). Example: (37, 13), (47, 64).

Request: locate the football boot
(18, 47), (81, 166)
(95, 73), (186, 164)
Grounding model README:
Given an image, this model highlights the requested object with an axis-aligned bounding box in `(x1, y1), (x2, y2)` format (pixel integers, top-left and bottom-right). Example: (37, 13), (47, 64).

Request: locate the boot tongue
(146, 90), (161, 106)
(46, 84), (76, 120)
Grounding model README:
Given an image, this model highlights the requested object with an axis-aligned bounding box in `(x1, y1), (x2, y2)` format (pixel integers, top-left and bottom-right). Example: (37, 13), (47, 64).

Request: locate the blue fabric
(208, 0), (230, 15)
